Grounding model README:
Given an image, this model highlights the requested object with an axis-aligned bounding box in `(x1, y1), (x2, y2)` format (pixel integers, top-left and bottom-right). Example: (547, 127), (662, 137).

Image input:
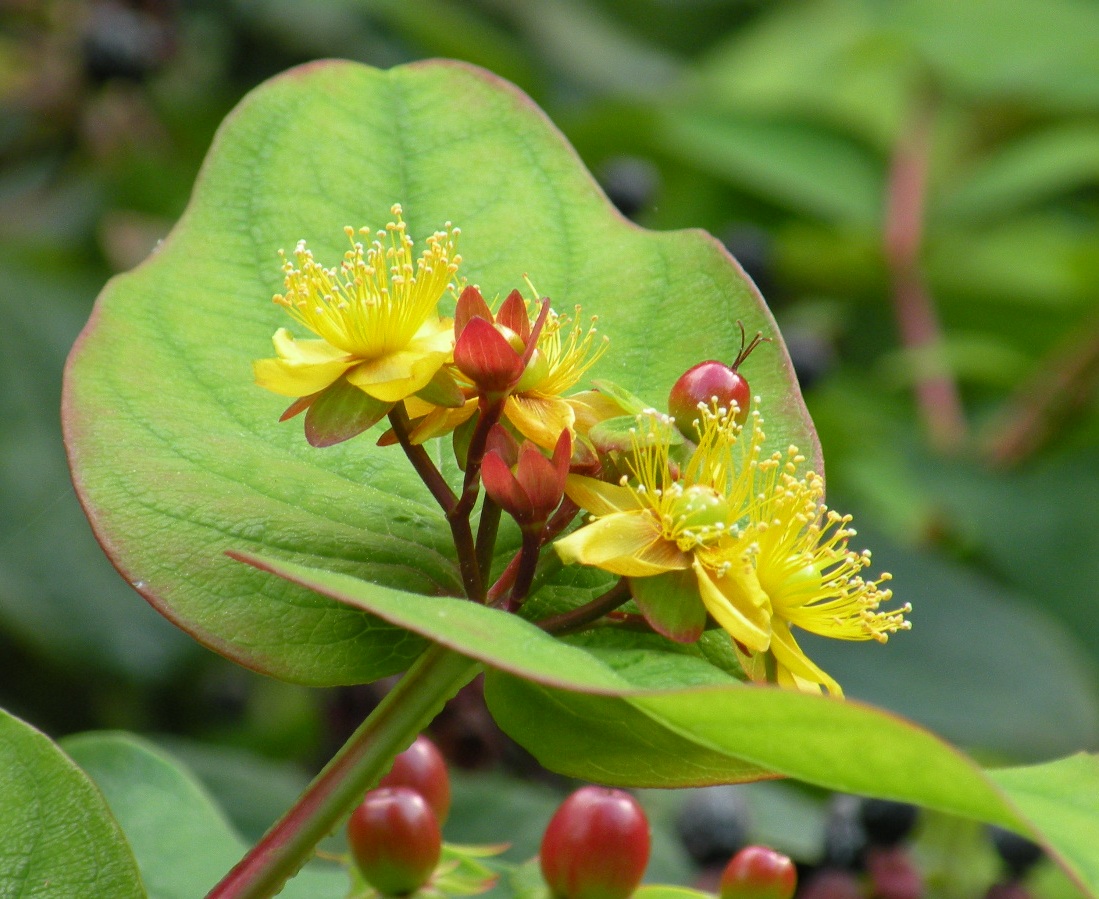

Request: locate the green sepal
(591, 379), (653, 415)
(629, 570), (708, 643)
(589, 414), (685, 454)
(304, 377), (393, 448)
(416, 367), (467, 409)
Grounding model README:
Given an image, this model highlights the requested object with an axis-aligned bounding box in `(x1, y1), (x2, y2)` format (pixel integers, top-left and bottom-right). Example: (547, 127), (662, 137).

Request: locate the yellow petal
(769, 620), (843, 697)
(567, 390), (628, 436)
(554, 512), (690, 576)
(564, 474), (644, 516)
(346, 347), (450, 403)
(693, 559), (772, 652)
(506, 394), (575, 449)
(408, 400), (477, 444)
(254, 330), (355, 397)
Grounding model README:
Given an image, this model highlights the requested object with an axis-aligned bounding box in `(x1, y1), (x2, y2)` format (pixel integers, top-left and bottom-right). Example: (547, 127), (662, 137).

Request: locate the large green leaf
(0, 710), (144, 898)
(483, 677), (1099, 896)
(231, 551), (1099, 894)
(63, 59), (814, 685)
(63, 732), (346, 899)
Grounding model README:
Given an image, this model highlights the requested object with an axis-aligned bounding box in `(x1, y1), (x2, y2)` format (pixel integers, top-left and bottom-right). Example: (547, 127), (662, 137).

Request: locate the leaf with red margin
(63, 60), (812, 685)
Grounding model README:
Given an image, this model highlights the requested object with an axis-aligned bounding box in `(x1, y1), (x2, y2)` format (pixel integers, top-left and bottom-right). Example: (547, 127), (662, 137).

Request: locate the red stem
(884, 103), (967, 453)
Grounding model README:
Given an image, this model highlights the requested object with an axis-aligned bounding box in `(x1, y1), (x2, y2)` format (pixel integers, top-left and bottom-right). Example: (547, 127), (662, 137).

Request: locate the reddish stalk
(884, 103), (967, 453)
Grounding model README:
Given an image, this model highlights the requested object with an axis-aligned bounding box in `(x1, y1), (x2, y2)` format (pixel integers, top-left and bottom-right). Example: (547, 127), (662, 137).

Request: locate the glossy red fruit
(377, 735), (452, 825)
(667, 323), (768, 437)
(347, 787), (441, 896)
(719, 845), (797, 899)
(540, 786), (651, 899)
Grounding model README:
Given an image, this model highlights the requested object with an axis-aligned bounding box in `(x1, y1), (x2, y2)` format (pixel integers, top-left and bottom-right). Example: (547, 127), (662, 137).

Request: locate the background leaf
(63, 732), (346, 899)
(0, 709), (144, 898)
(63, 59), (815, 686)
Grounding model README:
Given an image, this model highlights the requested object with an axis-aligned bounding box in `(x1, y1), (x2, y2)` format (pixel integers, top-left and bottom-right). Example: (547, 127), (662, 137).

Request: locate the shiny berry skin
(719, 845), (797, 899)
(540, 786), (651, 899)
(377, 735), (452, 825)
(667, 323), (768, 437)
(347, 787), (441, 896)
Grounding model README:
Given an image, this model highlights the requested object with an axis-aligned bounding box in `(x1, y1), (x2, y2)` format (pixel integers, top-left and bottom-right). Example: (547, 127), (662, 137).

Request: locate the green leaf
(64, 60), (814, 685)
(225, 550), (1099, 894)
(940, 123), (1099, 222)
(482, 677), (1099, 896)
(63, 732), (346, 899)
(0, 709), (144, 898)
(656, 109), (884, 228)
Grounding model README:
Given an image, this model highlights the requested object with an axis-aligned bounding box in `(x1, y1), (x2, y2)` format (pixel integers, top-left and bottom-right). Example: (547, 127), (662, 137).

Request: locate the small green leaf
(0, 710), (144, 898)
(590, 379), (652, 415)
(63, 732), (346, 899)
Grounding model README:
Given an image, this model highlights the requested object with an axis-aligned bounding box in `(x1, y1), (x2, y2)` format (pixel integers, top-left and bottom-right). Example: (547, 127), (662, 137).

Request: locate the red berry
(865, 847), (921, 899)
(347, 787), (441, 896)
(719, 845), (797, 899)
(540, 786), (651, 899)
(667, 323), (769, 437)
(669, 361), (752, 433)
(377, 735), (452, 825)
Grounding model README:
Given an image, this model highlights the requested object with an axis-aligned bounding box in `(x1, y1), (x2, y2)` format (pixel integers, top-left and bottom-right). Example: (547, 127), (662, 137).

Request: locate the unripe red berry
(540, 786), (650, 899)
(719, 845), (797, 899)
(669, 361), (752, 434)
(348, 787), (441, 896)
(667, 324), (768, 438)
(377, 735), (452, 824)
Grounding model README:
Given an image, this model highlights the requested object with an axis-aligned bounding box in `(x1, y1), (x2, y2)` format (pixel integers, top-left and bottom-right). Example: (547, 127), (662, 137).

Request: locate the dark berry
(719, 845), (797, 899)
(347, 787), (441, 896)
(859, 799), (918, 848)
(377, 735), (451, 825)
(676, 785), (749, 866)
(541, 786), (650, 899)
(989, 826), (1044, 879)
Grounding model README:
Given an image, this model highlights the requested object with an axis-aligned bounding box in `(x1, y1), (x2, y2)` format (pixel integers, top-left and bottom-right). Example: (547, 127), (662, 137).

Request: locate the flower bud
(348, 787), (441, 896)
(719, 845), (797, 899)
(540, 786), (650, 899)
(377, 735), (452, 825)
(482, 429), (571, 528)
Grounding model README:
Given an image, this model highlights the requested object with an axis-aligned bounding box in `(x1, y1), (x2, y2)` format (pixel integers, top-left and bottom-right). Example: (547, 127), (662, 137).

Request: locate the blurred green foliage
(2, 0), (1099, 881)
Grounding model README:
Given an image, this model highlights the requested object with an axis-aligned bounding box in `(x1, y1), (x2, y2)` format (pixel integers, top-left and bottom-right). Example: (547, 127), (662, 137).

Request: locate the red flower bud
(347, 787), (441, 896)
(377, 735), (452, 825)
(452, 286), (552, 396)
(667, 324), (769, 437)
(719, 845), (797, 899)
(482, 429), (571, 527)
(540, 786), (650, 899)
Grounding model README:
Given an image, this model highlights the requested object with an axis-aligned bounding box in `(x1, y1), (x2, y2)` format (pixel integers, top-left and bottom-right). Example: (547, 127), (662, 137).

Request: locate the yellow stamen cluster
(523, 302), (609, 396)
(746, 448), (910, 643)
(621, 407), (745, 550)
(274, 204), (460, 358)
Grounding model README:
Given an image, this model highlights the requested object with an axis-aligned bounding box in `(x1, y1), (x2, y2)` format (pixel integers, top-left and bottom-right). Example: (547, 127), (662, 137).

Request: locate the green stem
(206, 644), (479, 899)
(475, 497), (502, 589)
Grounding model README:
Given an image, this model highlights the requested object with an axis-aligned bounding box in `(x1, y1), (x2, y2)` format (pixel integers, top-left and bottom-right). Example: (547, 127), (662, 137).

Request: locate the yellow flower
(728, 444), (909, 697)
(554, 402), (909, 697)
(409, 292), (608, 451)
(254, 204), (460, 404)
(554, 407), (773, 649)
